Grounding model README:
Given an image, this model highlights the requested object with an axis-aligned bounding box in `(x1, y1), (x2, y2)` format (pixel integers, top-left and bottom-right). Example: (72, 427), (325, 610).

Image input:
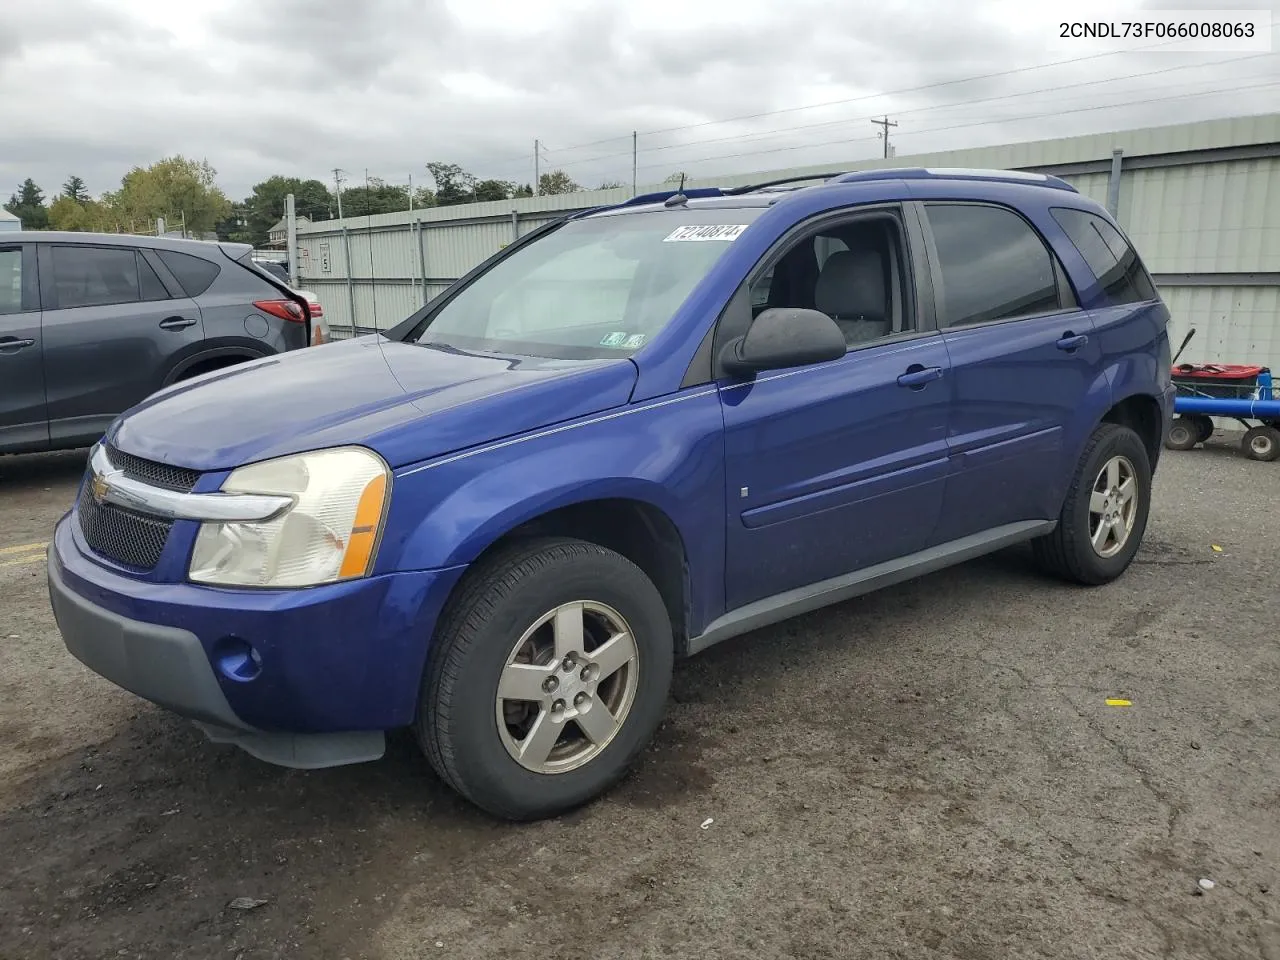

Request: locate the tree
(426, 162), (477, 206)
(4, 178), (49, 229)
(215, 201), (252, 244)
(338, 177), (411, 217)
(664, 171), (688, 184)
(512, 183), (534, 199)
(537, 171), (581, 196)
(411, 186), (437, 209)
(473, 179), (516, 202)
(62, 175), (90, 203)
(598, 180), (626, 190)
(48, 195), (113, 232)
(241, 176), (332, 246)
(102, 156), (231, 237)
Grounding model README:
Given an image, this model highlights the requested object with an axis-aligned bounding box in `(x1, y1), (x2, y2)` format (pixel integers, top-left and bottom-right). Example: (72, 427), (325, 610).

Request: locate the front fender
(377, 388), (727, 633)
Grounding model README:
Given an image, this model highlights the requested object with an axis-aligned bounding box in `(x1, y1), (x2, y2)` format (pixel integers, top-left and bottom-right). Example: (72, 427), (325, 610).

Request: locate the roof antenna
(664, 173), (689, 208)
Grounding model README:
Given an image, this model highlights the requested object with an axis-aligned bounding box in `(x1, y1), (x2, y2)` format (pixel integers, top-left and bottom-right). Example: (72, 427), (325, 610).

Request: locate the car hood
(108, 336), (639, 471)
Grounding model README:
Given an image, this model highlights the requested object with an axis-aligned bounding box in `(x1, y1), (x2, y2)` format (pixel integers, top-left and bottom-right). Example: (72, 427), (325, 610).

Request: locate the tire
(1242, 425), (1280, 462)
(416, 537), (674, 821)
(1192, 415), (1215, 443)
(1033, 423), (1152, 586)
(1164, 417), (1200, 451)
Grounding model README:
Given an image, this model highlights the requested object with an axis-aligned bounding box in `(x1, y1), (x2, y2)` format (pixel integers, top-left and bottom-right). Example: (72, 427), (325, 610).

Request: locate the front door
(720, 207), (952, 611)
(38, 243), (205, 447)
(917, 202), (1102, 543)
(0, 243), (48, 452)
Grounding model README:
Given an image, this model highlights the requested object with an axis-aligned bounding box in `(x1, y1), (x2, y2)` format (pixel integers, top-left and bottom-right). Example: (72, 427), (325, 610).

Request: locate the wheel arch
(445, 493), (693, 655)
(1101, 391), (1164, 471)
(162, 342), (274, 386)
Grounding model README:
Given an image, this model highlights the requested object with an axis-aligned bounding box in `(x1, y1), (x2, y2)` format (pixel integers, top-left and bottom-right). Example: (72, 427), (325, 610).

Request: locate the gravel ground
(1, 436), (1277, 960)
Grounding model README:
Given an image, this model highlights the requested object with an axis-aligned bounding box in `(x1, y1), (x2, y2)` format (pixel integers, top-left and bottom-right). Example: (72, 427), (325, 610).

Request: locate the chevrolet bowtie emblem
(90, 472), (111, 505)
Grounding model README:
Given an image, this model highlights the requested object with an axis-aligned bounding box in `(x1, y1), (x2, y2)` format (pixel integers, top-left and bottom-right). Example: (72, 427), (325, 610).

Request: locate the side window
(157, 250), (220, 298)
(750, 216), (909, 346)
(0, 248), (22, 316)
(137, 252), (170, 301)
(1050, 207), (1156, 305)
(51, 246), (141, 309)
(925, 203), (1063, 327)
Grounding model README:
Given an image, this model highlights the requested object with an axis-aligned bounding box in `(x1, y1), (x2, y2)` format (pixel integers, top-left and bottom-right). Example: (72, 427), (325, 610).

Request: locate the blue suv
(48, 168), (1175, 820)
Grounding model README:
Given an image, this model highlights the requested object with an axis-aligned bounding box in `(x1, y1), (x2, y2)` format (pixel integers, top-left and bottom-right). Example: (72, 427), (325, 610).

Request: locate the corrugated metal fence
(294, 114), (1280, 370)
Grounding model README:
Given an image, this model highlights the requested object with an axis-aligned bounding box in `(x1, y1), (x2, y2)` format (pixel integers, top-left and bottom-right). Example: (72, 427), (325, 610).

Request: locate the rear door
(919, 201), (1102, 542)
(38, 242), (205, 447)
(0, 242), (48, 452)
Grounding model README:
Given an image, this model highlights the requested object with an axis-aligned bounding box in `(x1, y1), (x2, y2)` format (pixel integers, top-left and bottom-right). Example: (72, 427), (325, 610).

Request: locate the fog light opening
(214, 637), (263, 682)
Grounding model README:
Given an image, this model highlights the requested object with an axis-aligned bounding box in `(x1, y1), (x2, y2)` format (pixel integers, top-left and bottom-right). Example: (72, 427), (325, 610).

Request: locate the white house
(267, 215), (310, 248)
(0, 207), (20, 232)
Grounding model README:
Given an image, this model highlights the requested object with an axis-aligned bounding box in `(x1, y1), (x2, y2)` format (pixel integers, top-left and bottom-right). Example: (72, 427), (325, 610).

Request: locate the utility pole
(533, 139), (540, 197)
(180, 209), (187, 239)
(408, 172), (414, 212)
(632, 131), (638, 197)
(332, 168), (346, 219)
(871, 116), (898, 159)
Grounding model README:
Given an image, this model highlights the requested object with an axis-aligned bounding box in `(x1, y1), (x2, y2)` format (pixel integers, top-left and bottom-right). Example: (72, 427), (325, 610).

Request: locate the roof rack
(827, 167), (1077, 192)
(722, 173), (849, 195)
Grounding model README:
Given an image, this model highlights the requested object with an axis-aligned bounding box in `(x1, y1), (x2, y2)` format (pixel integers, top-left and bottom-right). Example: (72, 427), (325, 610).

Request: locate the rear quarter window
(157, 250), (221, 298)
(1050, 207), (1157, 305)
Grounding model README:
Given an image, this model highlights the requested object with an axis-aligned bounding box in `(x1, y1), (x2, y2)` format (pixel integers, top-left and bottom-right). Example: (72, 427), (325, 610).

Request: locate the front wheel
(1033, 423), (1152, 585)
(417, 537), (673, 820)
(1164, 417), (1200, 451)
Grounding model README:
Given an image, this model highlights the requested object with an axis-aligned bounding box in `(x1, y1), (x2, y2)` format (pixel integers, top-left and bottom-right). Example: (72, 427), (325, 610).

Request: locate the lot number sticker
(663, 225), (749, 243)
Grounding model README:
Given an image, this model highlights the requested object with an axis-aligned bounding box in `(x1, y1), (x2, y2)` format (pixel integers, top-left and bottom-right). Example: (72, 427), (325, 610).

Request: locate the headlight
(189, 447), (390, 587)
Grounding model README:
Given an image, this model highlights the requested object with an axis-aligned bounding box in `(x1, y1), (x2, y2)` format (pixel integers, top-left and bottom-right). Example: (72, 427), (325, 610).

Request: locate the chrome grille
(76, 446), (202, 571)
(77, 483), (173, 570)
(103, 443), (200, 493)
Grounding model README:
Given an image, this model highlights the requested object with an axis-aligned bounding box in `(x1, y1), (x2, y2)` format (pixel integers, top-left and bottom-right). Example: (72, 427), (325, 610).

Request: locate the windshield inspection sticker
(600, 332), (629, 347)
(623, 333), (647, 348)
(663, 224), (749, 243)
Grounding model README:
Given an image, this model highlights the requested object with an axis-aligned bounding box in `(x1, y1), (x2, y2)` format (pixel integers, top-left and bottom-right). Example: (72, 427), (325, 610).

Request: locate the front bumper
(49, 515), (466, 767)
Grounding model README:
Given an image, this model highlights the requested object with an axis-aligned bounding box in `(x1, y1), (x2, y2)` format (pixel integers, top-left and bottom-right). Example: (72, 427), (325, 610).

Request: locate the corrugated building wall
(295, 113), (1280, 369)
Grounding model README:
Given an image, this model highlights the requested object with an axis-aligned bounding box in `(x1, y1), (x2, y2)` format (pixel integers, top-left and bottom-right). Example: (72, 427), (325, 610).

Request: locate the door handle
(0, 337), (36, 353)
(1056, 332), (1089, 352)
(897, 364), (944, 389)
(159, 316), (197, 330)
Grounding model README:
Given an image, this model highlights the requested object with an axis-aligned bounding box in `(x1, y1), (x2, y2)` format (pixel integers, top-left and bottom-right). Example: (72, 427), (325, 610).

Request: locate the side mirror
(722, 307), (846, 375)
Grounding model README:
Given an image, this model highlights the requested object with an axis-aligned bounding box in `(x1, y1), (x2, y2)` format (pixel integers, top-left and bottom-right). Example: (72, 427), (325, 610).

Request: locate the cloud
(0, 0), (1274, 202)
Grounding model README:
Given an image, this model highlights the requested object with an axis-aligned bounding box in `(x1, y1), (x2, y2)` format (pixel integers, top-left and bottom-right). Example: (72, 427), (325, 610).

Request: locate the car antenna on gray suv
(664, 174), (689, 207)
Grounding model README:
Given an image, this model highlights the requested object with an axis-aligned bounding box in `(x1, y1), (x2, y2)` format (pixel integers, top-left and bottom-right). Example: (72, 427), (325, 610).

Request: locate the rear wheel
(1242, 425), (1280, 462)
(1192, 415), (1215, 442)
(1164, 417), (1200, 451)
(1033, 423), (1152, 585)
(417, 537), (673, 820)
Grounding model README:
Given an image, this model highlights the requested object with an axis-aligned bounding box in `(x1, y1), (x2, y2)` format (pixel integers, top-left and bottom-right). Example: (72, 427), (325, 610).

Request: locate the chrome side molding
(89, 445), (291, 523)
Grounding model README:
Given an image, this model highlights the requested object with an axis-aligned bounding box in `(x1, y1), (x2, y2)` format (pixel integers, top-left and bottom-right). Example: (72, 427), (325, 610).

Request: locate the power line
(488, 54), (1274, 175)
(628, 78), (1280, 174)
(479, 36), (1201, 168)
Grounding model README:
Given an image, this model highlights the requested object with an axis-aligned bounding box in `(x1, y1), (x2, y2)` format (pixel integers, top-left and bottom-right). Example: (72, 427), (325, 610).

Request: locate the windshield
(409, 209), (762, 359)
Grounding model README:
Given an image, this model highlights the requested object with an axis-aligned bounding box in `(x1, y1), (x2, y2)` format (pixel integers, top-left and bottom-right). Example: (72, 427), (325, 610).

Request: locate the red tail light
(309, 301), (324, 317)
(253, 299), (306, 323)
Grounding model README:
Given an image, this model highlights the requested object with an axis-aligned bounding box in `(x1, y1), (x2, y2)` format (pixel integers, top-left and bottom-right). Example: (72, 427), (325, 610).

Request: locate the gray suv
(0, 232), (321, 455)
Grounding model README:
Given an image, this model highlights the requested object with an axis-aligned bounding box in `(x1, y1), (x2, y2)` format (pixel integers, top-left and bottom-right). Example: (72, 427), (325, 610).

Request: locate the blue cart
(1166, 356), (1280, 461)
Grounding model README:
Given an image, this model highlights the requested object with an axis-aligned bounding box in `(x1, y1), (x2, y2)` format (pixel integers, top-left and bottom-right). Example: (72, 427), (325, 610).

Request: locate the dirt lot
(1, 438), (1278, 960)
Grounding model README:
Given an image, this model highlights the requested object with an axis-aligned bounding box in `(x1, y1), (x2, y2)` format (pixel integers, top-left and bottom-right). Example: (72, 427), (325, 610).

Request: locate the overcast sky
(1, 0), (1276, 203)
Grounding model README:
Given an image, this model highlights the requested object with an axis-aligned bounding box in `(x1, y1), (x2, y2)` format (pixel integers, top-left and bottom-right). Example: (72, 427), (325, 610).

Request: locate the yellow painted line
(0, 554), (44, 569)
(0, 542), (47, 557)
(1106, 698), (1133, 707)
